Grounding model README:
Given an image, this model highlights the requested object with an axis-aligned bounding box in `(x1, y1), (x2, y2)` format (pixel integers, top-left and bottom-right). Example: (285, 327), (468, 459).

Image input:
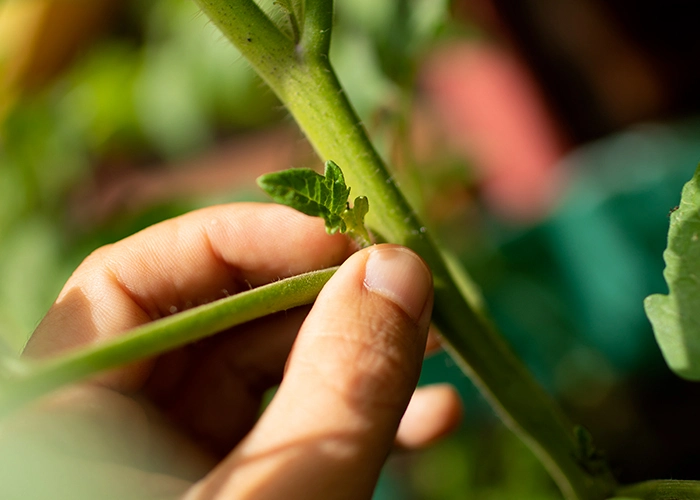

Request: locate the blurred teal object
(422, 119), (700, 407)
(487, 118), (700, 386)
(401, 118), (700, 499)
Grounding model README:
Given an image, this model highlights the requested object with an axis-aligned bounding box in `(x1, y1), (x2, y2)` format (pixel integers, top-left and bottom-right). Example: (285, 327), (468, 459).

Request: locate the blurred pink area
(419, 42), (569, 223)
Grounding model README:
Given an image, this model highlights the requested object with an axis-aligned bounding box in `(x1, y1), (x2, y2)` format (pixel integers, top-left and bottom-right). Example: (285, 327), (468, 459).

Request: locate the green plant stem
(193, 1), (617, 498)
(302, 0), (331, 54)
(613, 480), (700, 500)
(0, 267), (337, 419)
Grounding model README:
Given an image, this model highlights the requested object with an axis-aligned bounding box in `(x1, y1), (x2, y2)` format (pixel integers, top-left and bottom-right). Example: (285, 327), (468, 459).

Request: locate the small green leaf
(258, 161), (371, 244)
(257, 161), (349, 233)
(645, 164), (700, 380)
(322, 161), (351, 216)
(342, 196), (370, 245)
(258, 161), (372, 244)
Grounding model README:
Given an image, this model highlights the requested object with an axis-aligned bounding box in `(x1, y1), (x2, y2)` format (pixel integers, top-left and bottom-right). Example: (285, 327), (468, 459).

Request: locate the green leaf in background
(258, 160), (361, 234)
(645, 164), (700, 380)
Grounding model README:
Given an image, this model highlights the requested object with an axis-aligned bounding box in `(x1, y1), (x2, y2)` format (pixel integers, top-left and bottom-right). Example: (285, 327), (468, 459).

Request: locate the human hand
(7, 203), (461, 499)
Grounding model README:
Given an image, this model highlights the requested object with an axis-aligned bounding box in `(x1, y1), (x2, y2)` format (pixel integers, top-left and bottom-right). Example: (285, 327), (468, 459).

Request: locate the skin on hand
(16, 203), (461, 499)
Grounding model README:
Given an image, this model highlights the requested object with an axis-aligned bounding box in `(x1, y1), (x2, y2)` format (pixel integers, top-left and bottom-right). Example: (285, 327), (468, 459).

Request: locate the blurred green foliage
(0, 0), (282, 352)
(376, 423), (560, 499)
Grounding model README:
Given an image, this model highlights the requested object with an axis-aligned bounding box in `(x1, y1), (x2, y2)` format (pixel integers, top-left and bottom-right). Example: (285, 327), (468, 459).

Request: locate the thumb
(188, 244), (433, 499)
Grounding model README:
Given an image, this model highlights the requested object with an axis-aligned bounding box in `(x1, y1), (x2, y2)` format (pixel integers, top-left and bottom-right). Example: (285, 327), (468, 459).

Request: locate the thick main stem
(284, 58), (614, 500)
(193, 1), (617, 498)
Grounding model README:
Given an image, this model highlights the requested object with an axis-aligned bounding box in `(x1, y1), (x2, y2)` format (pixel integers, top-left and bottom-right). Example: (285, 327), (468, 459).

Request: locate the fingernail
(364, 246), (432, 323)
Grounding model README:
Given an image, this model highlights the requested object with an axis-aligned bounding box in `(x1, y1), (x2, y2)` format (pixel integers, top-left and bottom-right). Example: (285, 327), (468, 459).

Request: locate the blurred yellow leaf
(0, 0), (119, 119)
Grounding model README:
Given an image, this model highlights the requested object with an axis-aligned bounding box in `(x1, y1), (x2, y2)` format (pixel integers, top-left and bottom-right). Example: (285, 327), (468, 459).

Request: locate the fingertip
(425, 328), (443, 356)
(396, 384), (463, 449)
(363, 245), (433, 328)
